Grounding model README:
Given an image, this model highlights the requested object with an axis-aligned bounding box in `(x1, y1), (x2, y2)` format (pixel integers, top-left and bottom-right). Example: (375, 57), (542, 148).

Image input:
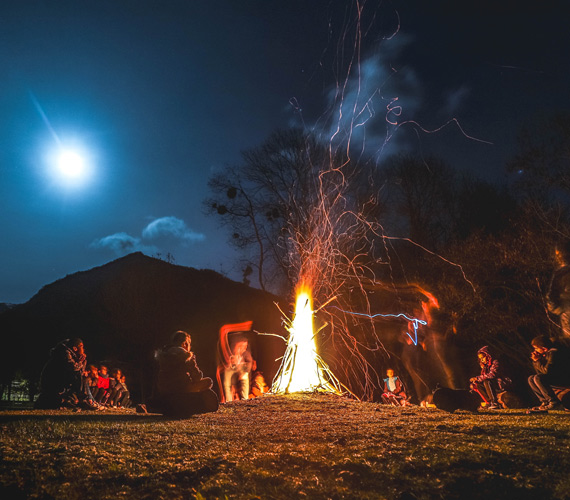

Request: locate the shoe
(544, 400), (563, 411)
(136, 404), (148, 414)
(487, 403), (501, 410)
(81, 399), (100, 411)
(526, 406), (548, 414)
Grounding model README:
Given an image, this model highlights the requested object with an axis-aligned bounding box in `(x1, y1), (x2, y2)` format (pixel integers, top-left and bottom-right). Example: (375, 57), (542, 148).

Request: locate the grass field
(1, 393), (569, 499)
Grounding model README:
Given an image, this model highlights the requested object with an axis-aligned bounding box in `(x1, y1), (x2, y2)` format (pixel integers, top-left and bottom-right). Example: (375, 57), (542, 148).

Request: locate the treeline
(205, 114), (570, 399)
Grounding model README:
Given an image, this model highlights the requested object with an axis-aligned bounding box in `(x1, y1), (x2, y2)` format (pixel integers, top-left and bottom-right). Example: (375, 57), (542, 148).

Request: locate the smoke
(90, 216), (204, 257)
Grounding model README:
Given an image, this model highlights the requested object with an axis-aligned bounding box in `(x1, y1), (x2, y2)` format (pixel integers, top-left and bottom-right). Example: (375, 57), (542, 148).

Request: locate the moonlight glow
(57, 150), (86, 178)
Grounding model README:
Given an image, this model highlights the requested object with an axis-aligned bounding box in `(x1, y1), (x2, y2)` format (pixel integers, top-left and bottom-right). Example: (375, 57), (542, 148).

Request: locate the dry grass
(1, 393), (570, 499)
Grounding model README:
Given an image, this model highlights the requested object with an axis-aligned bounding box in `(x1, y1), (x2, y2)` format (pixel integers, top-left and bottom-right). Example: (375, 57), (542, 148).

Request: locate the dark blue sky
(1, 0), (569, 303)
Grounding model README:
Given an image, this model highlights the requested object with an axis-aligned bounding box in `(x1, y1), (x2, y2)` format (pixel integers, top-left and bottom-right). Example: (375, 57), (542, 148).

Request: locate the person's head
(87, 364), (98, 376)
(531, 335), (553, 353)
(234, 339), (248, 355)
(99, 365), (108, 376)
(69, 338), (84, 355)
(386, 369), (395, 378)
(112, 369), (122, 379)
(477, 346), (492, 365)
(172, 330), (191, 351)
(253, 371), (265, 385)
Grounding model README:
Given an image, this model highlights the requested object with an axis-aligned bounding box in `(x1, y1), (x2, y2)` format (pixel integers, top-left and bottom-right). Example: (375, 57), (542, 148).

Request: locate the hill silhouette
(0, 253), (286, 402)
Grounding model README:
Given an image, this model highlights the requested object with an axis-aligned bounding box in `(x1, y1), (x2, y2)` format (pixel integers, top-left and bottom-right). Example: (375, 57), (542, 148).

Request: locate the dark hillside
(0, 253), (286, 401)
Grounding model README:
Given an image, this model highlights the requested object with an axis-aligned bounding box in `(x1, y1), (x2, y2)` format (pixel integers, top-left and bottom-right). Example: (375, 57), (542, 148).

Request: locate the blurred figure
(35, 338), (100, 410)
(547, 241), (570, 341)
(469, 346), (512, 410)
(95, 364), (111, 404)
(249, 371), (269, 398)
(223, 339), (255, 401)
(381, 369), (409, 406)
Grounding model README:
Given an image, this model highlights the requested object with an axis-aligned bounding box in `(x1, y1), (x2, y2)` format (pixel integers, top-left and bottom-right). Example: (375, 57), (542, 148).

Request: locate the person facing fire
(249, 371), (269, 398)
(35, 338), (101, 410)
(381, 369), (409, 406)
(547, 240), (570, 342)
(469, 346), (512, 410)
(151, 330), (218, 417)
(157, 331), (213, 394)
(223, 339), (255, 401)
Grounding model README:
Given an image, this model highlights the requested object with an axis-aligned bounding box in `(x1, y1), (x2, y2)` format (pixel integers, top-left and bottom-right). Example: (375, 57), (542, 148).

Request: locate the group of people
(470, 336), (570, 413)
(35, 337), (130, 410)
(85, 364), (132, 409)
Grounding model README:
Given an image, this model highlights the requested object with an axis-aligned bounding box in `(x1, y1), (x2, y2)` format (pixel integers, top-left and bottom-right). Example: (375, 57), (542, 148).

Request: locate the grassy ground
(1, 393), (569, 499)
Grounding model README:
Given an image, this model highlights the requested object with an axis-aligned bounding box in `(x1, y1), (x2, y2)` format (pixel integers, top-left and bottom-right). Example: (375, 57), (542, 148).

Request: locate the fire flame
(272, 284), (345, 395)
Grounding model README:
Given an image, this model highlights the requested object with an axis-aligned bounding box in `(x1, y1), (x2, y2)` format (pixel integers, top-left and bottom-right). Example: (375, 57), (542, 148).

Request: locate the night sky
(2, 0), (569, 304)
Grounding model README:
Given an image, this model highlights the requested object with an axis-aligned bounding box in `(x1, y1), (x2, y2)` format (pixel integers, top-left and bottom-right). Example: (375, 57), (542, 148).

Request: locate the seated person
(528, 335), (570, 411)
(150, 330), (218, 417)
(381, 369), (409, 406)
(95, 364), (112, 404)
(249, 371), (269, 398)
(86, 364), (100, 400)
(469, 346), (512, 409)
(35, 338), (100, 410)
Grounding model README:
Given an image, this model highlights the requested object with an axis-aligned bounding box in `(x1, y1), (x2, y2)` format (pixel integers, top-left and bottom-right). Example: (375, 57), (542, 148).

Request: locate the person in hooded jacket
(35, 338), (100, 410)
(469, 346), (512, 409)
(149, 330), (218, 417)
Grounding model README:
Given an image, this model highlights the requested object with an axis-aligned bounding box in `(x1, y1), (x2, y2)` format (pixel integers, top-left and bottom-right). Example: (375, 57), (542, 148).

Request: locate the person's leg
(222, 369), (234, 402)
(533, 374), (561, 406)
(528, 374), (551, 407)
(483, 380), (499, 406)
(239, 372), (249, 399)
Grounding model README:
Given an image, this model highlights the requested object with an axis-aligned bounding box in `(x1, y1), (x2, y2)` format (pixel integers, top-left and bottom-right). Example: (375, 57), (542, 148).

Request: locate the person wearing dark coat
(150, 330), (218, 417)
(469, 346), (512, 409)
(527, 335), (570, 412)
(35, 338), (100, 410)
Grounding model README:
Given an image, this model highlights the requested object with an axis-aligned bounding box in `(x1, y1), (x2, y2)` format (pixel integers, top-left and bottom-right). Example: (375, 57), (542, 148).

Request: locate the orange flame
(272, 284), (346, 395)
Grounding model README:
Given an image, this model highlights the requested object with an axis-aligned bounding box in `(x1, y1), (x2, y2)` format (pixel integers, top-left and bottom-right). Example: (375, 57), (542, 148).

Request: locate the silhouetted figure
(151, 330), (218, 417)
(35, 338), (100, 410)
(547, 241), (570, 341)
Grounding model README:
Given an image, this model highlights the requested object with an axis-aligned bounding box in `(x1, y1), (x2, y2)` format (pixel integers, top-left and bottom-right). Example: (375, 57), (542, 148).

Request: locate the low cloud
(90, 232), (157, 254)
(142, 216), (205, 244)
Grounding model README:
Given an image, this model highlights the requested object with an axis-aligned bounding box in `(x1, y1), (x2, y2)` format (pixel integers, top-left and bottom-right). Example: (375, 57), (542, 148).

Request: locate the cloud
(142, 216), (205, 244)
(90, 232), (157, 255)
(317, 33), (422, 160)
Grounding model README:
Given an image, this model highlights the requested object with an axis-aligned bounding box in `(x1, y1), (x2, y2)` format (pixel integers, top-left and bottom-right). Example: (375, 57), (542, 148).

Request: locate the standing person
(547, 241), (570, 341)
(151, 330), (218, 417)
(222, 339), (254, 401)
(527, 335), (570, 412)
(35, 338), (100, 410)
(469, 346), (512, 410)
(381, 369), (409, 406)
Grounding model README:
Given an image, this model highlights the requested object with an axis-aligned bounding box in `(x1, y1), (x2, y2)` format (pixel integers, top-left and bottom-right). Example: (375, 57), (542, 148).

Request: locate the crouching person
(150, 331), (218, 417)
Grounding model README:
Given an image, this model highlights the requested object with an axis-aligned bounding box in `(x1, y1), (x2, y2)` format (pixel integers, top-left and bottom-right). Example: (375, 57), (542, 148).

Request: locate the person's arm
(185, 352), (204, 381)
(475, 360), (499, 382)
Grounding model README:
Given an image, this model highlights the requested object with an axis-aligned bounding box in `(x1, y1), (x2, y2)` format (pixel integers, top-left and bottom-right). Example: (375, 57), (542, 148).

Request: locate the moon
(57, 150), (86, 179)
